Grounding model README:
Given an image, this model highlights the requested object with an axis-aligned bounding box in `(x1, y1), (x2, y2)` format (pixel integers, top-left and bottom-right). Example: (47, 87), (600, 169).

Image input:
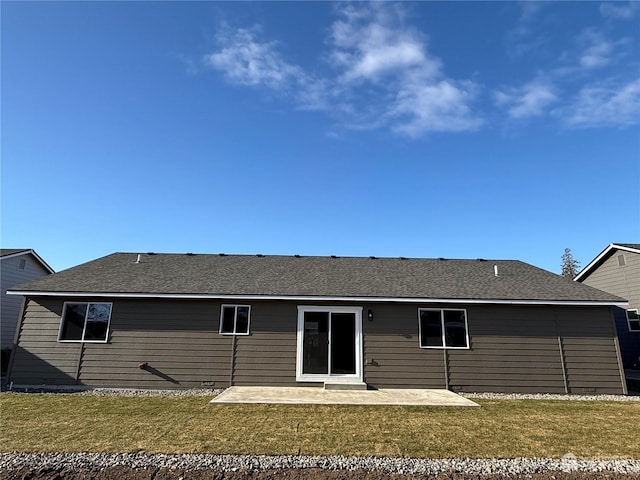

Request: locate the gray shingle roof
(8, 252), (624, 304)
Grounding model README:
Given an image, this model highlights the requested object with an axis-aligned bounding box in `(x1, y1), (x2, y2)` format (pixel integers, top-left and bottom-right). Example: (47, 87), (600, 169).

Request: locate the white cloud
(203, 28), (307, 90)
(600, 2), (638, 20)
(494, 82), (557, 119)
(326, 4), (480, 134)
(202, 4), (480, 137)
(560, 78), (640, 128)
(329, 5), (437, 83)
(202, 3), (638, 135)
(580, 40), (614, 69)
(575, 29), (628, 71)
(505, 3), (550, 59)
(391, 79), (481, 135)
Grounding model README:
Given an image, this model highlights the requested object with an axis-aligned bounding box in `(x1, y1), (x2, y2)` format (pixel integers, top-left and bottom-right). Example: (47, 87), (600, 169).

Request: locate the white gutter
(5, 290), (628, 307)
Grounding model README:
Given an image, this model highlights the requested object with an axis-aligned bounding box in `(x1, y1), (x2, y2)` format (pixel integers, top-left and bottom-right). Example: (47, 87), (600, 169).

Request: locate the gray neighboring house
(1, 249), (54, 371)
(6, 252), (629, 394)
(575, 243), (640, 372)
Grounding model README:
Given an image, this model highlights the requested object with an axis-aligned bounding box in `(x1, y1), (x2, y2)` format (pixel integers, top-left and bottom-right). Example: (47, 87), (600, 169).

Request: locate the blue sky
(2, 1), (639, 274)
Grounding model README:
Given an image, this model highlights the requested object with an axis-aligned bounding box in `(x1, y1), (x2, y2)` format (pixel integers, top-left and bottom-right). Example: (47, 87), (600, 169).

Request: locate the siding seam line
(6, 296), (28, 383)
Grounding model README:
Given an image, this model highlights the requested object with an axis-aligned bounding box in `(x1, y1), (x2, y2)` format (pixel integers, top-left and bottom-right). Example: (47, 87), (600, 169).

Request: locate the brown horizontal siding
(449, 307), (564, 393)
(364, 304), (445, 388)
(232, 304), (297, 386)
(9, 299), (78, 385)
(556, 307), (625, 394)
(9, 298), (625, 394)
(79, 298), (230, 388)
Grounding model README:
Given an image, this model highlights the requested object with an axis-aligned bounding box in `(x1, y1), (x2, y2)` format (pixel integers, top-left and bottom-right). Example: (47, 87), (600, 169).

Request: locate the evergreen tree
(561, 248), (580, 279)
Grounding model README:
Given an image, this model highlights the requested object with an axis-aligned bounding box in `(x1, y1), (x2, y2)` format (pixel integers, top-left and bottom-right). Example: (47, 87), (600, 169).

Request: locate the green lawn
(1, 393), (639, 458)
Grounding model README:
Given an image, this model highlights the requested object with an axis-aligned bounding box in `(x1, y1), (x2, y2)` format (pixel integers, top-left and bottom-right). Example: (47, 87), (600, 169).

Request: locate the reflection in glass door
(302, 311), (329, 374)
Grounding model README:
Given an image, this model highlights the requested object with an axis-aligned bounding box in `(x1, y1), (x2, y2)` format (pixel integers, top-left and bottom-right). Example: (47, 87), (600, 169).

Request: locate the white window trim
(219, 304), (251, 335)
(627, 309), (640, 332)
(296, 305), (363, 383)
(57, 302), (112, 343)
(418, 308), (470, 349)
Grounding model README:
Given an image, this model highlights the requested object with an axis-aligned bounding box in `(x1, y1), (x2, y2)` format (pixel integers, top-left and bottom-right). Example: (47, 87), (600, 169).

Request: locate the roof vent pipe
(136, 254), (141, 264)
(494, 265), (499, 277)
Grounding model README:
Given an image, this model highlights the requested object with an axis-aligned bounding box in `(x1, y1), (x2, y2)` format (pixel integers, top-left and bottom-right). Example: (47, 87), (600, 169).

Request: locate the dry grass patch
(1, 393), (638, 458)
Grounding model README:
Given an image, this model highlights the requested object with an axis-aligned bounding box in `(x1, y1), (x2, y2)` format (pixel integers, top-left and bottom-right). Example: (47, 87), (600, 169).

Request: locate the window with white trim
(219, 305), (251, 335)
(58, 302), (112, 342)
(418, 308), (469, 349)
(627, 309), (640, 332)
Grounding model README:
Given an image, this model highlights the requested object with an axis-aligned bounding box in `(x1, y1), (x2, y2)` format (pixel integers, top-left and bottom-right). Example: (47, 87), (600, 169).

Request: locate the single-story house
(575, 243), (640, 371)
(1, 249), (54, 372)
(6, 252), (630, 394)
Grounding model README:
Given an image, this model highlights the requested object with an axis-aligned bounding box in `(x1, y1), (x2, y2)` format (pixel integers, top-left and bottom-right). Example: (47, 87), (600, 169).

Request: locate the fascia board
(5, 289), (628, 307)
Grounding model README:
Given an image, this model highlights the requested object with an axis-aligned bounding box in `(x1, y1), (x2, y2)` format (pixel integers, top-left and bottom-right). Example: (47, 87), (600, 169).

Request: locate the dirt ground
(2, 467), (640, 480)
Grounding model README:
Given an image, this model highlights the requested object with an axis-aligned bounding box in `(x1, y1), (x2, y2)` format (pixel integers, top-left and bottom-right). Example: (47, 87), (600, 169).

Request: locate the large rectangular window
(419, 308), (469, 349)
(220, 305), (251, 335)
(628, 309), (640, 332)
(58, 302), (112, 343)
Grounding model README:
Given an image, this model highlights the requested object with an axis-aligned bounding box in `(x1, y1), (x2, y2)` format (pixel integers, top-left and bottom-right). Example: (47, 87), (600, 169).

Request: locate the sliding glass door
(297, 306), (362, 382)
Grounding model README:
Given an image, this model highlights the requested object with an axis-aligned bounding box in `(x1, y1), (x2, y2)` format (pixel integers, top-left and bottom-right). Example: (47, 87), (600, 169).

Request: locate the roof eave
(574, 243), (640, 282)
(6, 290), (628, 307)
(0, 249), (55, 274)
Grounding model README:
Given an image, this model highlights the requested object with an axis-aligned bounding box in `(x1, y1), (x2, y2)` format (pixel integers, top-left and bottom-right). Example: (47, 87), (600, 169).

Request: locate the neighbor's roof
(0, 249), (55, 274)
(7, 252), (625, 306)
(574, 243), (640, 282)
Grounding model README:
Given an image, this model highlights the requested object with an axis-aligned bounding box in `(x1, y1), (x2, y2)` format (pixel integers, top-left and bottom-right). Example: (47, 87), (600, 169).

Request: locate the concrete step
(324, 382), (368, 391)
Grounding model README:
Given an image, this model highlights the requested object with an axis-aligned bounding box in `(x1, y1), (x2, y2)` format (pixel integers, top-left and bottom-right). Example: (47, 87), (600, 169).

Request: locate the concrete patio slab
(210, 386), (479, 406)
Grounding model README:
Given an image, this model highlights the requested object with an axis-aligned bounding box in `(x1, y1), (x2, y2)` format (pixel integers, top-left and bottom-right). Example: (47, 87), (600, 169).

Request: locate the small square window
(58, 302), (112, 343)
(419, 308), (469, 349)
(219, 305), (251, 335)
(627, 310), (640, 332)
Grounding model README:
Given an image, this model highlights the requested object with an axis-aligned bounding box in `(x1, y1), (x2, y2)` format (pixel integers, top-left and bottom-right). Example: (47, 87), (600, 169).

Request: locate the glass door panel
(330, 312), (356, 374)
(302, 311), (329, 374)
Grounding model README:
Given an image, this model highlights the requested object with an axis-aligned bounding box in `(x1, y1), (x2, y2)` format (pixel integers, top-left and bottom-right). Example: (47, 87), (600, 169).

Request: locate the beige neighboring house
(1, 249), (54, 371)
(575, 243), (640, 372)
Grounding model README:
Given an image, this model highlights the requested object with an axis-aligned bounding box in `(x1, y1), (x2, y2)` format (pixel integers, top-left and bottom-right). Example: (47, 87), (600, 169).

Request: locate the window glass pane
(627, 310), (639, 321)
(630, 321), (640, 332)
(444, 310), (468, 347)
(420, 310), (443, 347)
(236, 307), (250, 334)
(84, 303), (111, 341)
(221, 306), (236, 333)
(60, 304), (87, 341)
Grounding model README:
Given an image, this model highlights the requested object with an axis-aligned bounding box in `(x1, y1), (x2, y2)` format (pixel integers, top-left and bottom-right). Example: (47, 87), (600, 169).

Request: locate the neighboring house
(6, 252), (629, 394)
(575, 243), (640, 371)
(1, 249), (54, 372)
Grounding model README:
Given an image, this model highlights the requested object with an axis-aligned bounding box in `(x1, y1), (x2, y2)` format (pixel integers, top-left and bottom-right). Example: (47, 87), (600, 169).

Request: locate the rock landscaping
(1, 453), (640, 480)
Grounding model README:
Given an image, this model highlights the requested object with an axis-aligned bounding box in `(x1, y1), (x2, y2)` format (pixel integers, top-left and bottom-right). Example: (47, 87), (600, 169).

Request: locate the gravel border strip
(1, 453), (639, 475)
(2, 385), (639, 401)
